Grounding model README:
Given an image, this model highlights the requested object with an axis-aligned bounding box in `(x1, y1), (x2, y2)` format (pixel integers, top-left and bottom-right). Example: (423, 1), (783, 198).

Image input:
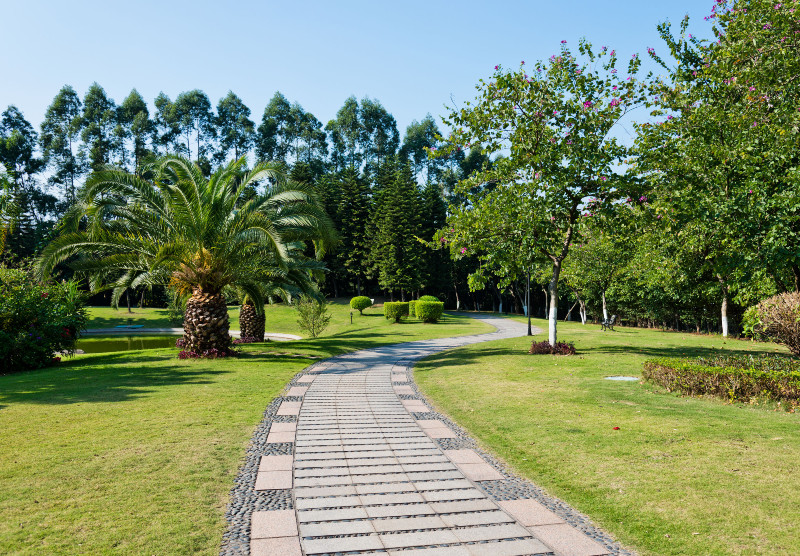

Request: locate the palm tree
(38, 155), (336, 354)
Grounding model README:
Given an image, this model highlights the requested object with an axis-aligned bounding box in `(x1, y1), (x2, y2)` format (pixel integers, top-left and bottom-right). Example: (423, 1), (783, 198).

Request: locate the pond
(76, 336), (180, 354)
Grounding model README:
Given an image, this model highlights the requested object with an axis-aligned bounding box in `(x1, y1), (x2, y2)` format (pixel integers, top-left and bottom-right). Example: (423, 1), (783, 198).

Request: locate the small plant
(528, 340), (576, 355)
(233, 336), (262, 344)
(416, 301), (444, 323)
(383, 301), (410, 323)
(296, 296), (331, 338)
(753, 292), (800, 355)
(350, 296), (372, 315)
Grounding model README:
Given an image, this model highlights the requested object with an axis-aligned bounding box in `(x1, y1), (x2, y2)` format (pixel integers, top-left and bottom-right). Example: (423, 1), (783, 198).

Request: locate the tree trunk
(579, 299), (587, 324)
(602, 291), (608, 321)
(548, 261), (561, 345)
(239, 301), (265, 341)
(526, 272), (532, 336)
(541, 286), (549, 318)
(126, 290), (132, 313)
(453, 282), (460, 310)
(183, 289), (232, 354)
(717, 274), (729, 337)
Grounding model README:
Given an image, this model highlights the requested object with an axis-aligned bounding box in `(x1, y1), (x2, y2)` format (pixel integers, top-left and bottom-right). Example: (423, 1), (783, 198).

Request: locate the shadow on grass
(0, 351), (230, 406)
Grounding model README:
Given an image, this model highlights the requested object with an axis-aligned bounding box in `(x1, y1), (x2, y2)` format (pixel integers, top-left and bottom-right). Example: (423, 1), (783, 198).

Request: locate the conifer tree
(337, 168), (372, 295)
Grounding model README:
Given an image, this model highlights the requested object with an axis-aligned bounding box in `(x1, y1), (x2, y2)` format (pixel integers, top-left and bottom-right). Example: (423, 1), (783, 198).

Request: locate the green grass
(414, 316), (800, 556)
(0, 301), (491, 555)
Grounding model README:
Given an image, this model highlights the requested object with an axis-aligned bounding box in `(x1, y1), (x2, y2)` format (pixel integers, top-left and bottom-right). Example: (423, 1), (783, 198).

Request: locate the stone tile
(467, 538), (552, 556)
(276, 401), (302, 415)
(359, 492), (425, 506)
(530, 523), (610, 556)
(498, 498), (566, 527)
(379, 529), (460, 549)
(402, 401), (429, 412)
(266, 430), (296, 444)
(258, 455), (293, 472)
(430, 499), (498, 513)
(301, 534), (383, 554)
(269, 422), (297, 432)
(402, 462), (457, 472)
(251, 509), (298, 539)
(444, 449), (485, 465)
(294, 475), (352, 487)
(372, 515), (448, 533)
(294, 485), (357, 497)
(439, 510), (515, 527)
(365, 503), (435, 518)
(424, 427), (458, 439)
(287, 386), (308, 396)
(348, 464), (405, 475)
(355, 482), (415, 495)
(295, 458), (347, 469)
(415, 419), (445, 429)
(452, 523), (532, 542)
(296, 375), (315, 383)
(298, 520), (375, 537)
(414, 479), (473, 491)
(351, 472), (410, 485)
(456, 462), (504, 481)
(393, 386), (415, 395)
(250, 536), (301, 556)
(421, 488), (485, 502)
(406, 470), (463, 481)
(387, 547), (470, 556)
(296, 506), (367, 522)
(254, 470), (293, 490)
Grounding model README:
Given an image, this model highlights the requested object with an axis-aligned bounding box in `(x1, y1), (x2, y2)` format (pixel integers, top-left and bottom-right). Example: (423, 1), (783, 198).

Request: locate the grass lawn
(414, 316), (800, 556)
(0, 301), (491, 555)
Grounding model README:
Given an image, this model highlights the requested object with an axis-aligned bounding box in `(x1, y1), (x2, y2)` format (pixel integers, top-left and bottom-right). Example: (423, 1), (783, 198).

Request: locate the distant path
(222, 313), (633, 556)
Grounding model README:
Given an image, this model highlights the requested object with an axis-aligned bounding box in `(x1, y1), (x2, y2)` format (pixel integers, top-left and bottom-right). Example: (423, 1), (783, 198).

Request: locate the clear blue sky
(0, 0), (715, 138)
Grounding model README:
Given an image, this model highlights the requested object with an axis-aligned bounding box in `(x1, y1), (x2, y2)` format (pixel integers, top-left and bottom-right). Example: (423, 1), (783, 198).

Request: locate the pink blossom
(600, 176), (607, 181)
(460, 247), (467, 254)
(610, 50), (615, 56)
(494, 65), (499, 70)
(561, 40), (567, 44)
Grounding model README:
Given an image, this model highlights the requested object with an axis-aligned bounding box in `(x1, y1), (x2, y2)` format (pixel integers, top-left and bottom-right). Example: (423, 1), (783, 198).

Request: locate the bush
(0, 266), (87, 373)
(408, 300), (417, 318)
(528, 340), (576, 355)
(416, 301), (444, 323)
(350, 296), (372, 315)
(643, 355), (800, 408)
(753, 292), (800, 355)
(383, 302), (409, 323)
(296, 296), (331, 338)
(419, 295), (440, 302)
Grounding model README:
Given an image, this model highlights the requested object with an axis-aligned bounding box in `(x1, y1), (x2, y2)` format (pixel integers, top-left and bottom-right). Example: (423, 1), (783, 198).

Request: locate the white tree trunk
(548, 264), (560, 345)
(579, 299), (587, 324)
(721, 297), (729, 337)
(498, 299), (503, 313)
(602, 291), (608, 321)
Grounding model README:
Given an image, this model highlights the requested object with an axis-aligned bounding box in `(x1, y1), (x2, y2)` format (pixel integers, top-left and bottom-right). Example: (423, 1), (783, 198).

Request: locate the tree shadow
(0, 351), (230, 406)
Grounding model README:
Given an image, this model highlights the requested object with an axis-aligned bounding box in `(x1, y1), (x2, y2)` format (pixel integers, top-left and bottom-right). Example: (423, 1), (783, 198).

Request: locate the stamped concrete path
(226, 314), (628, 556)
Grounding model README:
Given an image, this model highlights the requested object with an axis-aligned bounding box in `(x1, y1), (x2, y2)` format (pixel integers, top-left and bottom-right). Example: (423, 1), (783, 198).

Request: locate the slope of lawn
(414, 316), (800, 556)
(0, 302), (491, 555)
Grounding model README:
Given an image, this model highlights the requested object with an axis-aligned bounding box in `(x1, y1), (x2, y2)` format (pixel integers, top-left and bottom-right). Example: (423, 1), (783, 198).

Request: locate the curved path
(221, 314), (631, 556)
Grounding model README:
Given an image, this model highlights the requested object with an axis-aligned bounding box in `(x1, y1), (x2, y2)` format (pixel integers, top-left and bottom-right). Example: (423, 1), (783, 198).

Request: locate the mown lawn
(414, 316), (800, 556)
(0, 302), (491, 555)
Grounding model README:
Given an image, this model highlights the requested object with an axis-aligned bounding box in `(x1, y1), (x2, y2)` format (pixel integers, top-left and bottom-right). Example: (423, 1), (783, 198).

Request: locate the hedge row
(383, 298), (444, 323)
(416, 301), (444, 323)
(642, 356), (800, 406)
(383, 302), (409, 323)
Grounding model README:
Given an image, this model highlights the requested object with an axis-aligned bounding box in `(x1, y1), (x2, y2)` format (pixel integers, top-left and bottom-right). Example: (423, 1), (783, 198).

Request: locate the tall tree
(216, 91), (255, 163)
(336, 168), (372, 295)
(152, 92), (179, 155)
(256, 92), (295, 164)
(0, 106), (43, 190)
(115, 89), (151, 172)
(360, 97), (399, 175)
(400, 115), (442, 181)
(172, 89), (215, 161)
(326, 96), (362, 171)
(40, 85), (85, 202)
(81, 83), (117, 172)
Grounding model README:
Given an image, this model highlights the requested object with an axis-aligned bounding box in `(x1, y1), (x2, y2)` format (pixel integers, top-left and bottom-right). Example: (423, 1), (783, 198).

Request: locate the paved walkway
(236, 314), (624, 556)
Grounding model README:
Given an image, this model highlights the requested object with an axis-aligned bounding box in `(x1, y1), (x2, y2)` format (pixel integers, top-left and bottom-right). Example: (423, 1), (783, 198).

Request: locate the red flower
(613, 426), (620, 430)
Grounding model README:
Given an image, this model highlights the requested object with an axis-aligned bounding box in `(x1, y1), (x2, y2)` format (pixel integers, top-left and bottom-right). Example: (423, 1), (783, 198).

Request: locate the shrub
(754, 292), (800, 355)
(296, 296), (331, 338)
(408, 300), (417, 318)
(528, 340), (576, 355)
(0, 266), (87, 373)
(643, 355), (800, 408)
(419, 295), (440, 302)
(350, 296), (372, 315)
(416, 301), (444, 323)
(383, 302), (409, 323)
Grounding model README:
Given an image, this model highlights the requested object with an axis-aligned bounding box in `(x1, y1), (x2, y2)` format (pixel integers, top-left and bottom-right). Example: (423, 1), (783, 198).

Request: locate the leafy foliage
(349, 295), (372, 314)
(753, 292), (800, 355)
(415, 300), (444, 323)
(383, 301), (409, 323)
(295, 296), (331, 338)
(0, 266), (86, 373)
(528, 340), (576, 355)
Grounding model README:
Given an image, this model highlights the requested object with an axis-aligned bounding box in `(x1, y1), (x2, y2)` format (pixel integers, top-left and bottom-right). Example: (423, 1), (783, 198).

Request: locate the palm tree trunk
(183, 289), (231, 353)
(240, 301), (265, 341)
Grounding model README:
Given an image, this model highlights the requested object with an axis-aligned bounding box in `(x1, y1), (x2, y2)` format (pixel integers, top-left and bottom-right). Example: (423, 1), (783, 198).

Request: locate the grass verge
(0, 301), (491, 554)
(414, 316), (800, 556)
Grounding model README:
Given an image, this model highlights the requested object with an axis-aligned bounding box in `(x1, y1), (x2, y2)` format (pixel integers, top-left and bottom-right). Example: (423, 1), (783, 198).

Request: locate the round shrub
(416, 301), (444, 323)
(408, 300), (417, 318)
(0, 266), (87, 373)
(383, 302), (409, 323)
(419, 295), (440, 302)
(350, 296), (372, 315)
(755, 292), (800, 355)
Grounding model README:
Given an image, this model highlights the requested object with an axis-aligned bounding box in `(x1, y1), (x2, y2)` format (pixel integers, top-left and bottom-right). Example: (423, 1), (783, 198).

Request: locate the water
(76, 336), (180, 354)
(604, 376), (640, 381)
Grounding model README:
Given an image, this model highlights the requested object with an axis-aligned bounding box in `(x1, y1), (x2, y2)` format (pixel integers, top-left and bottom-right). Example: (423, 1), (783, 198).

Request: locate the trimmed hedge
(419, 295), (440, 302)
(416, 300), (444, 323)
(383, 302), (409, 323)
(643, 355), (800, 407)
(408, 300), (417, 318)
(350, 296), (372, 315)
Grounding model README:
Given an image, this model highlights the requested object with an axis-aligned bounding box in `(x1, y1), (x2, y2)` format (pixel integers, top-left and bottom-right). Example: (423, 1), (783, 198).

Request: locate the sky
(0, 0), (717, 140)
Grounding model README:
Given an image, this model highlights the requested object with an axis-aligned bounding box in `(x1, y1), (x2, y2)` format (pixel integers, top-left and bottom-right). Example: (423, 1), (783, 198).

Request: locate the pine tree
(419, 181), (451, 298)
(337, 168), (372, 295)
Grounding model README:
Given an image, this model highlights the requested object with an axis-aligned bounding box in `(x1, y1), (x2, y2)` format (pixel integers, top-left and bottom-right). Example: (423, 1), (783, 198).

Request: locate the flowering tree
(436, 40), (647, 344)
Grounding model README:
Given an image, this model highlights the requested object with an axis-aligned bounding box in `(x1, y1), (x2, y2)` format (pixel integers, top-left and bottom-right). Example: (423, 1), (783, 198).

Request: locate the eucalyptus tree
(438, 40), (647, 344)
(115, 89), (151, 172)
(0, 106), (43, 190)
(326, 96), (362, 171)
(256, 92), (296, 164)
(40, 85), (85, 202)
(173, 90), (216, 161)
(152, 92), (179, 155)
(360, 98), (399, 175)
(80, 83), (117, 171)
(216, 91), (255, 163)
(38, 156), (336, 355)
(400, 115), (442, 182)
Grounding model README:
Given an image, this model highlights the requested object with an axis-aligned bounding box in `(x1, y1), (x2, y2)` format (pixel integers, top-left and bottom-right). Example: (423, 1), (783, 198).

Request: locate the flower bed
(643, 355), (800, 409)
